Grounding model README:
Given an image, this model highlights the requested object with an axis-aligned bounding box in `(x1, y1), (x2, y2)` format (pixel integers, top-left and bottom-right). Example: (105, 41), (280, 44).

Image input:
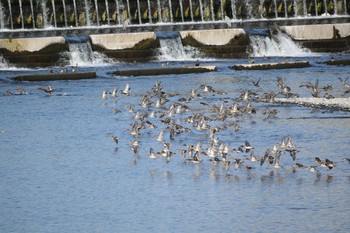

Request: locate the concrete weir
(112, 66), (217, 76)
(90, 32), (159, 62)
(180, 29), (249, 58)
(0, 37), (67, 67)
(274, 97), (350, 112)
(280, 23), (350, 52)
(233, 61), (310, 70)
(0, 22), (349, 67)
(14, 72), (97, 82)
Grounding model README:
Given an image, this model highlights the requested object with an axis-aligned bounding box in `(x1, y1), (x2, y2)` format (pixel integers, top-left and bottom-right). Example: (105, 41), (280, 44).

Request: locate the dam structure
(0, 0), (349, 67)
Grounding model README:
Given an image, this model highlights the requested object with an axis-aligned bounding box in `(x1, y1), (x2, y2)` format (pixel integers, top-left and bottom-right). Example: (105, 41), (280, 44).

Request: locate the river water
(1, 52), (350, 232)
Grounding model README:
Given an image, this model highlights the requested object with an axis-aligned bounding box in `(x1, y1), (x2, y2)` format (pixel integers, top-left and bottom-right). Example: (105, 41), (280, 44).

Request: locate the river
(0, 52), (350, 232)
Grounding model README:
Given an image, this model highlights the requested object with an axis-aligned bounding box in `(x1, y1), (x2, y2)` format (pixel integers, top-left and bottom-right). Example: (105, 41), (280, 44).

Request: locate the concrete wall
(0, 36), (67, 67)
(179, 28), (249, 58)
(280, 23), (350, 40)
(90, 32), (157, 50)
(179, 29), (246, 46)
(280, 23), (350, 52)
(0, 37), (65, 52)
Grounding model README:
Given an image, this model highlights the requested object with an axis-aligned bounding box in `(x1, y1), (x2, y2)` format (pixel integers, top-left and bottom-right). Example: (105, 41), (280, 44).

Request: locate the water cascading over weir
(0, 1), (349, 67)
(0, 0), (349, 29)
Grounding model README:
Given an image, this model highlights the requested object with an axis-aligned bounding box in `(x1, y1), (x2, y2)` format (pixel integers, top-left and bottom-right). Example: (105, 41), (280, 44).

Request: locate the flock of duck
(2, 69), (349, 180)
(99, 76), (350, 179)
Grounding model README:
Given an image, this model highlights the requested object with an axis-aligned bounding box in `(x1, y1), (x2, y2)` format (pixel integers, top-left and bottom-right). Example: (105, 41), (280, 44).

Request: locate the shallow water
(1, 55), (350, 232)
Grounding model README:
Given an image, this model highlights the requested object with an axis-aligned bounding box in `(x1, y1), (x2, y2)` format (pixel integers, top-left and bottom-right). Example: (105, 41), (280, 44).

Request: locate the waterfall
(18, 0), (24, 29)
(51, 0), (57, 27)
(72, 0), (78, 26)
(274, 0), (278, 18)
(40, 0), (49, 28)
(105, 0), (110, 25)
(0, 0), (4, 29)
(259, 0), (265, 18)
(293, 0), (298, 17)
(29, 0), (35, 28)
(210, 0), (215, 20)
(94, 0), (100, 26)
(199, 0), (204, 21)
(283, 0), (288, 17)
(85, 0), (92, 26)
(136, 0), (141, 24)
(0, 55), (10, 68)
(157, 33), (200, 61)
(179, 0), (184, 22)
(7, 0), (13, 29)
(344, 0), (348, 14)
(115, 0), (121, 25)
(220, 0), (224, 20)
(157, 0), (162, 22)
(231, 0), (236, 19)
(65, 38), (112, 66)
(246, 0), (253, 19)
(314, 0), (318, 16)
(323, 0), (328, 15)
(250, 32), (311, 57)
(61, 0), (67, 27)
(333, 0), (338, 15)
(303, 0), (307, 16)
(0, 0), (348, 31)
(168, 0), (173, 22)
(126, 0), (130, 22)
(189, 0), (194, 21)
(259, 0), (264, 18)
(147, 0), (152, 23)
(68, 42), (93, 65)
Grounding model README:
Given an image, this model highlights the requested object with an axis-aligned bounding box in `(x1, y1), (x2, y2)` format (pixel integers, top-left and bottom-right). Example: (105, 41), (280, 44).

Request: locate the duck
(273, 150), (283, 168)
(101, 89), (108, 99)
(37, 85), (53, 95)
(314, 157), (336, 170)
(260, 150), (269, 166)
(286, 136), (296, 148)
(280, 136), (288, 148)
(285, 148), (300, 161)
(191, 151), (202, 163)
(241, 141), (254, 153)
(252, 78), (261, 87)
(223, 161), (231, 172)
(246, 150), (259, 162)
(293, 163), (318, 173)
(16, 85), (27, 95)
(111, 88), (118, 97)
(147, 148), (158, 159)
(262, 109), (278, 118)
(121, 83), (130, 95)
(156, 129), (164, 142)
(111, 135), (119, 144)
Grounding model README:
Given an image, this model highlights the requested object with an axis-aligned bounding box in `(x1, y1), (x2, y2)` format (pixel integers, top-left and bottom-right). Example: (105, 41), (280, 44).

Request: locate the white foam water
(65, 42), (113, 66)
(0, 55), (10, 69)
(250, 32), (312, 57)
(275, 97), (350, 110)
(158, 37), (201, 61)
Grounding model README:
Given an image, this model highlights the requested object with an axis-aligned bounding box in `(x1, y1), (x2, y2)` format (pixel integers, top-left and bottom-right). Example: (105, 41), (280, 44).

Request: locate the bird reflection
(326, 174), (334, 184)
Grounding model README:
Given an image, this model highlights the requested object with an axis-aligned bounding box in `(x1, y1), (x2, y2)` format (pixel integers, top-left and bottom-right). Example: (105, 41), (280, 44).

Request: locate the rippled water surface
(1, 55), (350, 232)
